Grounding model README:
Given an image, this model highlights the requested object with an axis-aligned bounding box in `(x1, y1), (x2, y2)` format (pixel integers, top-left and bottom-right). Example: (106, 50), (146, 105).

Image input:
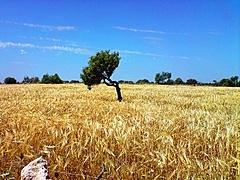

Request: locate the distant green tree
(175, 78), (184, 85)
(4, 77), (17, 84)
(22, 76), (39, 84)
(166, 79), (175, 85)
(217, 76), (239, 87)
(136, 79), (150, 84)
(127, 81), (134, 84)
(218, 78), (234, 87)
(31, 77), (40, 84)
(119, 80), (134, 84)
(230, 76), (238, 86)
(186, 79), (198, 86)
(212, 80), (218, 86)
(51, 74), (63, 84)
(41, 74), (51, 84)
(80, 50), (122, 101)
(22, 76), (31, 84)
(155, 71), (172, 84)
(41, 73), (63, 84)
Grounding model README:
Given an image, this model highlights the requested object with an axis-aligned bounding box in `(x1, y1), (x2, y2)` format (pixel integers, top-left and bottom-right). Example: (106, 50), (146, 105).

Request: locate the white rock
(21, 156), (49, 180)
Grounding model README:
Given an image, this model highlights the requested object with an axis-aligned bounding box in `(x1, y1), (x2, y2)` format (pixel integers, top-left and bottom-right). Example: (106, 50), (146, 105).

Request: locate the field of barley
(0, 84), (239, 179)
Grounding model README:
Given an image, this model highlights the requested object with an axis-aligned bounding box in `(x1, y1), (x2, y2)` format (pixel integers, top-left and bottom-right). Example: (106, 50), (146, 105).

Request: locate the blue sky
(0, 0), (239, 83)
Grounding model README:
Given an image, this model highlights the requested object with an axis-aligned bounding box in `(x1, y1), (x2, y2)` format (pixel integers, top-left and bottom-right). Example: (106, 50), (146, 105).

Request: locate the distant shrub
(4, 77), (17, 84)
(119, 80), (134, 84)
(175, 78), (184, 85)
(22, 76), (40, 84)
(186, 79), (198, 86)
(41, 73), (63, 84)
(136, 79), (150, 84)
(70, 80), (80, 83)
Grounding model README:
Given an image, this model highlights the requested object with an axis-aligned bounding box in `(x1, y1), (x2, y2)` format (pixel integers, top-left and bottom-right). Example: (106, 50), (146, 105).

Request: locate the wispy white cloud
(118, 49), (164, 57)
(0, 40), (196, 59)
(118, 49), (195, 60)
(144, 37), (162, 41)
(45, 38), (61, 42)
(44, 45), (92, 54)
(7, 21), (76, 31)
(178, 56), (190, 60)
(22, 22), (75, 31)
(114, 26), (165, 34)
(206, 32), (221, 35)
(118, 50), (143, 55)
(11, 61), (39, 66)
(0, 40), (92, 55)
(145, 53), (164, 57)
(114, 26), (188, 35)
(39, 37), (61, 42)
(19, 35), (61, 42)
(0, 41), (35, 48)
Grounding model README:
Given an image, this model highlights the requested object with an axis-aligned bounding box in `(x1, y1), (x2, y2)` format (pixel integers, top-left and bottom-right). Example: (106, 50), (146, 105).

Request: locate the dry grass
(0, 84), (239, 179)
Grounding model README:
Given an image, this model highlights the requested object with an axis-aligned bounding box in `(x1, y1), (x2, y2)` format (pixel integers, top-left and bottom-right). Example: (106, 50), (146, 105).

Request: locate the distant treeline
(1, 72), (240, 87)
(1, 74), (80, 85)
(119, 72), (240, 87)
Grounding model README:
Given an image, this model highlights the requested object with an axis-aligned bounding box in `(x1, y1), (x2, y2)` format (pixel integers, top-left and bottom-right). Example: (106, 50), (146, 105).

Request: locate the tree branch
(102, 73), (117, 87)
(102, 72), (122, 102)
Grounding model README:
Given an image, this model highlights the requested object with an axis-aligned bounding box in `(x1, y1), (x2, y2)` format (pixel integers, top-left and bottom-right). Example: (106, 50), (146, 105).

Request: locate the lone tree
(175, 77), (184, 85)
(4, 77), (17, 84)
(155, 71), (172, 84)
(80, 50), (122, 101)
(186, 79), (198, 86)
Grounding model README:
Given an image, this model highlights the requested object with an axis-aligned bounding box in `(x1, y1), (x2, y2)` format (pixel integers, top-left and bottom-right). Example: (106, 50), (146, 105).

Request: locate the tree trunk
(103, 77), (122, 102)
(115, 82), (122, 102)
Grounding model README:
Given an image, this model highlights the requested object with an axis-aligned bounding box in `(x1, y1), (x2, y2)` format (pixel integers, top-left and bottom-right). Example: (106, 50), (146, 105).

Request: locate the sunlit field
(0, 84), (239, 179)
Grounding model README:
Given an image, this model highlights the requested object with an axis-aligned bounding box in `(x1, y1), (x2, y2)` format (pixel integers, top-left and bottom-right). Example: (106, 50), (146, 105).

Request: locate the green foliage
(22, 76), (40, 84)
(175, 78), (184, 85)
(4, 77), (17, 84)
(219, 78), (234, 87)
(230, 76), (239, 85)
(186, 79), (198, 85)
(218, 76), (239, 87)
(155, 71), (172, 84)
(41, 74), (50, 84)
(119, 80), (134, 84)
(41, 73), (63, 84)
(166, 79), (175, 85)
(136, 79), (150, 84)
(80, 50), (120, 87)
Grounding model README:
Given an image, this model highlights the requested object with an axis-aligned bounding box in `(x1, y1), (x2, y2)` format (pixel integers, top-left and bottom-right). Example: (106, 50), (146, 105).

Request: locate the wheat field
(0, 84), (239, 179)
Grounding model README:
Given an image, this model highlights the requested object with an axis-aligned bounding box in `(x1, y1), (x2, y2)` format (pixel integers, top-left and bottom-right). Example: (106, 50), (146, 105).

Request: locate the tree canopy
(81, 50), (120, 87)
(81, 50), (122, 101)
(175, 78), (184, 85)
(41, 73), (63, 84)
(4, 77), (17, 84)
(136, 79), (151, 84)
(186, 79), (198, 86)
(155, 71), (172, 84)
(22, 76), (40, 84)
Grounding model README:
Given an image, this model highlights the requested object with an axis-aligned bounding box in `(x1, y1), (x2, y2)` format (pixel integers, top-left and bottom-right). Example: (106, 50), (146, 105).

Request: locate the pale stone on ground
(21, 156), (49, 180)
